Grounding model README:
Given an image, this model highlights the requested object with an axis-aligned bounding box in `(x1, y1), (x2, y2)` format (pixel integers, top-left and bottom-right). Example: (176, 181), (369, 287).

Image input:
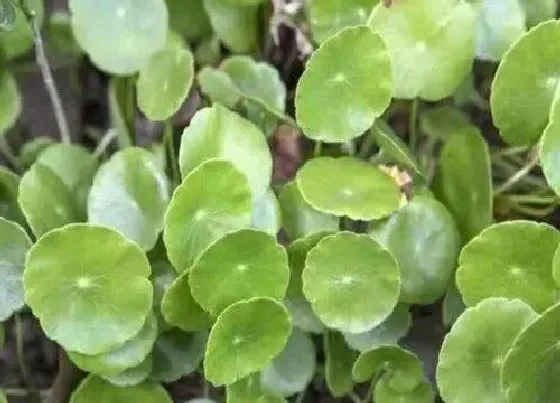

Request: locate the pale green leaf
(70, 376), (172, 403)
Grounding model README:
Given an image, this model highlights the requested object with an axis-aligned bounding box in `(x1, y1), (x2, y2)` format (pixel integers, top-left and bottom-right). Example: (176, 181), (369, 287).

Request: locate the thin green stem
(499, 194), (558, 205)
(93, 129), (118, 159)
(491, 146), (530, 158)
(14, 314), (30, 387)
(17, 0), (71, 144)
(125, 77), (136, 146)
(493, 153), (540, 196)
(510, 202), (557, 217)
(313, 140), (322, 158)
(164, 121), (180, 187)
(409, 98), (419, 151)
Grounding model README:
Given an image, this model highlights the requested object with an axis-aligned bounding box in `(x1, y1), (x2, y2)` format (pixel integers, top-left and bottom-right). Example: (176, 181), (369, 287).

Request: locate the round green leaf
(190, 229), (289, 316)
(295, 25), (392, 142)
(69, 0), (168, 74)
(18, 163), (77, 238)
(151, 330), (208, 382)
(420, 106), (472, 140)
(490, 20), (560, 146)
(368, 0), (475, 100)
(251, 189), (281, 236)
(88, 147), (170, 251)
(0, 167), (24, 227)
(296, 157), (401, 221)
(303, 232), (400, 333)
(0, 71), (21, 136)
(352, 345), (424, 389)
(456, 220), (560, 312)
(179, 104), (271, 200)
(102, 354), (152, 387)
(437, 297), (536, 403)
(519, 0), (557, 27)
(20, 137), (56, 168)
(70, 376), (172, 403)
(204, 297), (292, 386)
(343, 304), (411, 353)
(472, 0), (526, 61)
(370, 195), (461, 304)
(433, 125), (492, 241)
(163, 159), (252, 273)
(165, 0), (212, 40)
(68, 314), (157, 376)
(260, 329), (316, 397)
(0, 218), (32, 321)
(36, 143), (98, 215)
(540, 85), (560, 195)
(161, 272), (213, 332)
(24, 224), (153, 355)
(197, 67), (241, 109)
(137, 47), (194, 121)
(501, 302), (560, 403)
(374, 120), (423, 176)
(203, 0), (258, 53)
(308, 0), (379, 43)
(285, 232), (332, 334)
(278, 181), (339, 240)
(0, 0), (44, 60)
(324, 331), (357, 397)
(375, 377), (434, 403)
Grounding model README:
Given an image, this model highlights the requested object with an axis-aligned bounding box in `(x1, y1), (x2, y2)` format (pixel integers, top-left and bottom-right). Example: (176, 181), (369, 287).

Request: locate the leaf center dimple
(76, 277), (92, 289)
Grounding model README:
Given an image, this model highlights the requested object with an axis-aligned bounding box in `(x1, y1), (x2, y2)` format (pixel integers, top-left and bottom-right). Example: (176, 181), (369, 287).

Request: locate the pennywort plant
(0, 0), (560, 402)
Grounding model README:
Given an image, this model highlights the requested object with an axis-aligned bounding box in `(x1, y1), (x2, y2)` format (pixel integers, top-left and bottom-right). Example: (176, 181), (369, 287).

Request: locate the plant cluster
(0, 0), (560, 402)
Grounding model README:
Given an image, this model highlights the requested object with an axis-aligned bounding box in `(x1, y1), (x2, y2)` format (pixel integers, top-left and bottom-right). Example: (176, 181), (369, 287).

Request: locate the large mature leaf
(368, 0), (475, 100)
(69, 0), (168, 74)
(0, 218), (32, 321)
(433, 125), (492, 241)
(296, 26), (392, 143)
(303, 232), (400, 333)
(204, 298), (292, 386)
(370, 195), (461, 304)
(70, 376), (172, 403)
(0, 70), (21, 137)
(88, 147), (169, 251)
(163, 159), (252, 273)
(189, 229), (289, 316)
(179, 104), (272, 200)
(491, 20), (560, 146)
(456, 220), (560, 312)
(437, 298), (536, 403)
(137, 46), (194, 121)
(24, 224), (153, 355)
(0, 0), (44, 59)
(296, 157), (401, 221)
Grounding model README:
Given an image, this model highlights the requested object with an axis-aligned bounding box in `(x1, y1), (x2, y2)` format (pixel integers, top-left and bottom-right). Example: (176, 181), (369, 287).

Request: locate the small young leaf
(375, 376), (434, 403)
(179, 104), (272, 201)
(295, 26), (392, 143)
(0, 70), (22, 137)
(18, 163), (78, 238)
(19, 137), (56, 168)
(502, 302), (560, 402)
(278, 181), (339, 240)
(151, 330), (208, 382)
(165, 0), (212, 41)
(420, 106), (472, 140)
(0, 218), (32, 321)
(368, 0), (476, 100)
(296, 157), (401, 221)
(70, 376), (172, 403)
(260, 329), (316, 397)
(491, 20), (560, 146)
(0, 0), (44, 60)
(101, 354), (152, 387)
(370, 195), (461, 304)
(88, 147), (170, 251)
(374, 120), (424, 176)
(69, 0), (167, 74)
(437, 297), (536, 403)
(0, 167), (24, 225)
(227, 374), (286, 403)
(190, 229), (289, 316)
(204, 297), (292, 386)
(137, 47), (194, 121)
(164, 159), (252, 273)
(343, 304), (411, 352)
(303, 232), (400, 333)
(307, 0), (379, 43)
(68, 314), (157, 376)
(251, 189), (281, 236)
(324, 331), (357, 397)
(203, 0), (259, 53)
(24, 224), (153, 355)
(456, 220), (560, 312)
(150, 260), (175, 333)
(161, 272), (212, 332)
(433, 125), (492, 241)
(198, 67), (241, 109)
